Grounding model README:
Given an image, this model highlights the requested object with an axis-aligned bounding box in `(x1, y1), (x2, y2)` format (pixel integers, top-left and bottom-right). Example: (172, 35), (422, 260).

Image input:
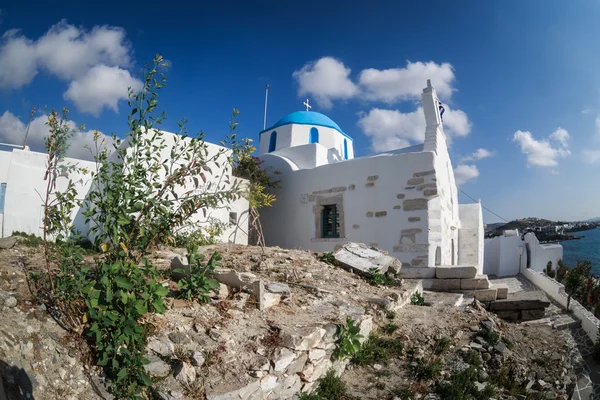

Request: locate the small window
(0, 183), (6, 213)
(309, 127), (319, 144)
(343, 139), (348, 160)
(229, 212), (237, 226)
(321, 204), (340, 238)
(268, 131), (277, 152)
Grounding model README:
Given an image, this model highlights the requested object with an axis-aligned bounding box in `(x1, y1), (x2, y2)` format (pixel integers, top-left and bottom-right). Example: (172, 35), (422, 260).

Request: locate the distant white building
(259, 81), (485, 271)
(0, 132), (249, 244)
(484, 230), (563, 277)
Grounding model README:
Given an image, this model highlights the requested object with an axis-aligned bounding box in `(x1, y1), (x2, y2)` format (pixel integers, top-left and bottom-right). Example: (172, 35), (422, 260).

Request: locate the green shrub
(381, 323), (399, 335)
(351, 334), (403, 366)
(436, 366), (495, 399)
(365, 267), (398, 286)
(434, 336), (451, 355)
(544, 261), (556, 279)
(462, 349), (481, 367)
(478, 328), (499, 345)
(410, 358), (443, 380)
(386, 311), (396, 320)
(12, 231), (44, 247)
(391, 387), (413, 400)
(299, 369), (349, 400)
(410, 291), (425, 306)
(334, 317), (363, 359)
(174, 244), (221, 302)
(172, 219), (227, 247)
(319, 252), (335, 264)
(556, 259), (568, 283)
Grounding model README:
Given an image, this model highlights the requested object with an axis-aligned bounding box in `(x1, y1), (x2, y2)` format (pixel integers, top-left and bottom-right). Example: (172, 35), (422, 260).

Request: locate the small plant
(172, 219), (228, 247)
(12, 231), (44, 247)
(501, 336), (514, 350)
(544, 261), (556, 279)
(433, 336), (451, 355)
(365, 267), (398, 286)
(299, 369), (349, 400)
(564, 260), (592, 311)
(436, 366), (495, 399)
(478, 328), (499, 345)
(386, 311), (396, 320)
(556, 259), (568, 283)
(410, 291), (425, 306)
(351, 334), (403, 366)
(391, 387), (413, 400)
(410, 358), (443, 380)
(174, 245), (221, 302)
(381, 323), (399, 335)
(334, 317), (363, 359)
(463, 349), (482, 367)
(319, 252), (336, 264)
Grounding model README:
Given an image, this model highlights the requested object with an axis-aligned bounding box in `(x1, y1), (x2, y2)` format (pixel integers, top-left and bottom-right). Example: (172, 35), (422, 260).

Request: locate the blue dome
(261, 111), (350, 140)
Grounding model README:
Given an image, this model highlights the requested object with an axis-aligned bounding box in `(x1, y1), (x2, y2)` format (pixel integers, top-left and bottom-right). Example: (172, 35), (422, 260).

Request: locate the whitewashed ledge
(522, 269), (600, 342)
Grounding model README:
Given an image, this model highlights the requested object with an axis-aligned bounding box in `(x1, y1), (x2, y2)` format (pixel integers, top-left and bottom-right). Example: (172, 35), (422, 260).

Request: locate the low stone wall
(522, 269), (599, 342)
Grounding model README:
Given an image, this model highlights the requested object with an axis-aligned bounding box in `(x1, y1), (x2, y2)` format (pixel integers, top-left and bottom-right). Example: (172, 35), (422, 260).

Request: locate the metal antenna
(263, 85), (269, 130)
(23, 105), (37, 149)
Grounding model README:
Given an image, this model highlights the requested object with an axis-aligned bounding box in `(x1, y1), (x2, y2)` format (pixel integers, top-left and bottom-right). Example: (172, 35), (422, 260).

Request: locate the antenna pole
(263, 85), (269, 130)
(23, 105), (37, 149)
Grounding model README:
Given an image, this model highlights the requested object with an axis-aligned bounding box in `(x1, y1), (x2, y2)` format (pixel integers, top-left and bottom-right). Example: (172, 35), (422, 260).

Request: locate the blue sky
(1, 0), (599, 223)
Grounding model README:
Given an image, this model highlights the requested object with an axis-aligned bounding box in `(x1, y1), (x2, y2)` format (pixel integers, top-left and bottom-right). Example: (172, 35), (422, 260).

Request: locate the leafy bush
(12, 231), (44, 247)
(410, 291), (425, 306)
(544, 261), (556, 279)
(174, 244), (221, 302)
(334, 317), (363, 359)
(478, 328), (499, 345)
(365, 267), (399, 286)
(462, 349), (482, 367)
(298, 369), (349, 400)
(386, 311), (396, 320)
(556, 259), (568, 283)
(351, 334), (403, 366)
(172, 219), (227, 247)
(35, 55), (245, 398)
(564, 260), (592, 311)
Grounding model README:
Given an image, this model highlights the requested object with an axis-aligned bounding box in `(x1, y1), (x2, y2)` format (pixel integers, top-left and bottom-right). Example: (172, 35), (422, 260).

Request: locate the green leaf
(117, 367), (128, 381)
(139, 370), (153, 386)
(134, 300), (148, 315)
(115, 276), (133, 289)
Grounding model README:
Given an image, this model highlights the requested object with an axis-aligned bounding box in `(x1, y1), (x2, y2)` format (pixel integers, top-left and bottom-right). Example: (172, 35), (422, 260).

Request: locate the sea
(560, 227), (600, 276)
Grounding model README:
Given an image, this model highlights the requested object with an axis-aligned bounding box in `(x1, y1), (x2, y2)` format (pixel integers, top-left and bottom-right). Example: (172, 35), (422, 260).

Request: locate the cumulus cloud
(357, 106), (471, 152)
(359, 61), (455, 102)
(0, 110), (111, 160)
(293, 57), (456, 108)
(460, 148), (495, 162)
(292, 57), (358, 109)
(453, 164), (479, 186)
(583, 149), (600, 164)
(64, 65), (142, 116)
(0, 20), (140, 115)
(513, 128), (571, 167)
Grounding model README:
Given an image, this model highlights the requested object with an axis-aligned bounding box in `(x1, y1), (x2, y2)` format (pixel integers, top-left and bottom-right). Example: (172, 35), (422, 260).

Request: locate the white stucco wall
(0, 131), (249, 245)
(483, 235), (525, 277)
(523, 233), (563, 274)
(458, 203), (484, 274)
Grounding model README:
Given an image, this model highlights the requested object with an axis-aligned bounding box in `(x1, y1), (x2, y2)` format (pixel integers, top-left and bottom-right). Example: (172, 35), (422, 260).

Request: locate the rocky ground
(0, 240), (581, 399)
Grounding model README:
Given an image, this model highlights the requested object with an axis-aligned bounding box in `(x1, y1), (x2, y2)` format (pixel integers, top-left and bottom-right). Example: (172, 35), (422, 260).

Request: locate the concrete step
(423, 291), (464, 307)
(552, 314), (581, 330)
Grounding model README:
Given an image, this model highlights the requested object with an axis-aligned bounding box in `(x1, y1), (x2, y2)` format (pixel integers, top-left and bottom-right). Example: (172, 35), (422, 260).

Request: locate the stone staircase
(402, 265), (509, 302)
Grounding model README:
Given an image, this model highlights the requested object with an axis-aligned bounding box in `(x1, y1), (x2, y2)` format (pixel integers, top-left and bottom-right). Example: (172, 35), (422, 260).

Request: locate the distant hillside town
(485, 217), (600, 242)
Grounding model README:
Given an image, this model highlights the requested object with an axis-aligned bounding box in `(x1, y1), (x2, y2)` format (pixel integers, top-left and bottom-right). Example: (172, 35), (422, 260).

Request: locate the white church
(258, 80), (485, 272)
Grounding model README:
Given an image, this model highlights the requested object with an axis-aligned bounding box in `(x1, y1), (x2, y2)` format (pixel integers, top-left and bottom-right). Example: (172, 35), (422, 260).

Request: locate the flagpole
(263, 85), (269, 130)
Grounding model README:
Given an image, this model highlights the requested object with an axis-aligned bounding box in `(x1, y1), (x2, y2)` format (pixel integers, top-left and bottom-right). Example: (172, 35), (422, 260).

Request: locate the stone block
(422, 278), (461, 291)
(334, 242), (401, 275)
(522, 309), (546, 321)
(457, 288), (498, 302)
(286, 353), (308, 375)
(489, 291), (550, 311)
(461, 275), (491, 290)
(0, 237), (17, 249)
(494, 310), (520, 321)
(436, 265), (477, 279)
(280, 327), (327, 351)
(273, 348), (297, 372)
(367, 175), (379, 181)
(408, 216), (421, 222)
(407, 177), (424, 185)
(396, 193), (405, 199)
(417, 183), (436, 191)
(393, 205), (402, 209)
(375, 211), (387, 217)
(413, 169), (435, 177)
(403, 198), (428, 211)
(400, 266), (436, 279)
(423, 189), (438, 197)
(365, 182), (375, 187)
(492, 284), (509, 299)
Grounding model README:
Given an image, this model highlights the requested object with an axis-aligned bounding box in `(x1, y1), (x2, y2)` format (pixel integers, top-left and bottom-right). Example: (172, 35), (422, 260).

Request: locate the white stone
(308, 349), (326, 362)
(147, 337), (174, 357)
(273, 348), (296, 372)
(260, 374), (279, 391)
(174, 362), (196, 385)
(191, 351), (205, 367)
(436, 265), (477, 279)
(400, 267), (436, 279)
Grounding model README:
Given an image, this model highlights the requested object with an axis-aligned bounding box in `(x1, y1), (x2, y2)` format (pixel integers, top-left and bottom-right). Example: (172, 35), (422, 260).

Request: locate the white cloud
(460, 148), (495, 162)
(0, 110), (111, 160)
(292, 57), (358, 109)
(359, 61), (455, 103)
(64, 65), (142, 116)
(357, 106), (471, 152)
(582, 108), (590, 114)
(551, 169), (560, 175)
(595, 115), (600, 135)
(583, 149), (600, 164)
(454, 164), (479, 186)
(513, 129), (571, 167)
(0, 20), (140, 115)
